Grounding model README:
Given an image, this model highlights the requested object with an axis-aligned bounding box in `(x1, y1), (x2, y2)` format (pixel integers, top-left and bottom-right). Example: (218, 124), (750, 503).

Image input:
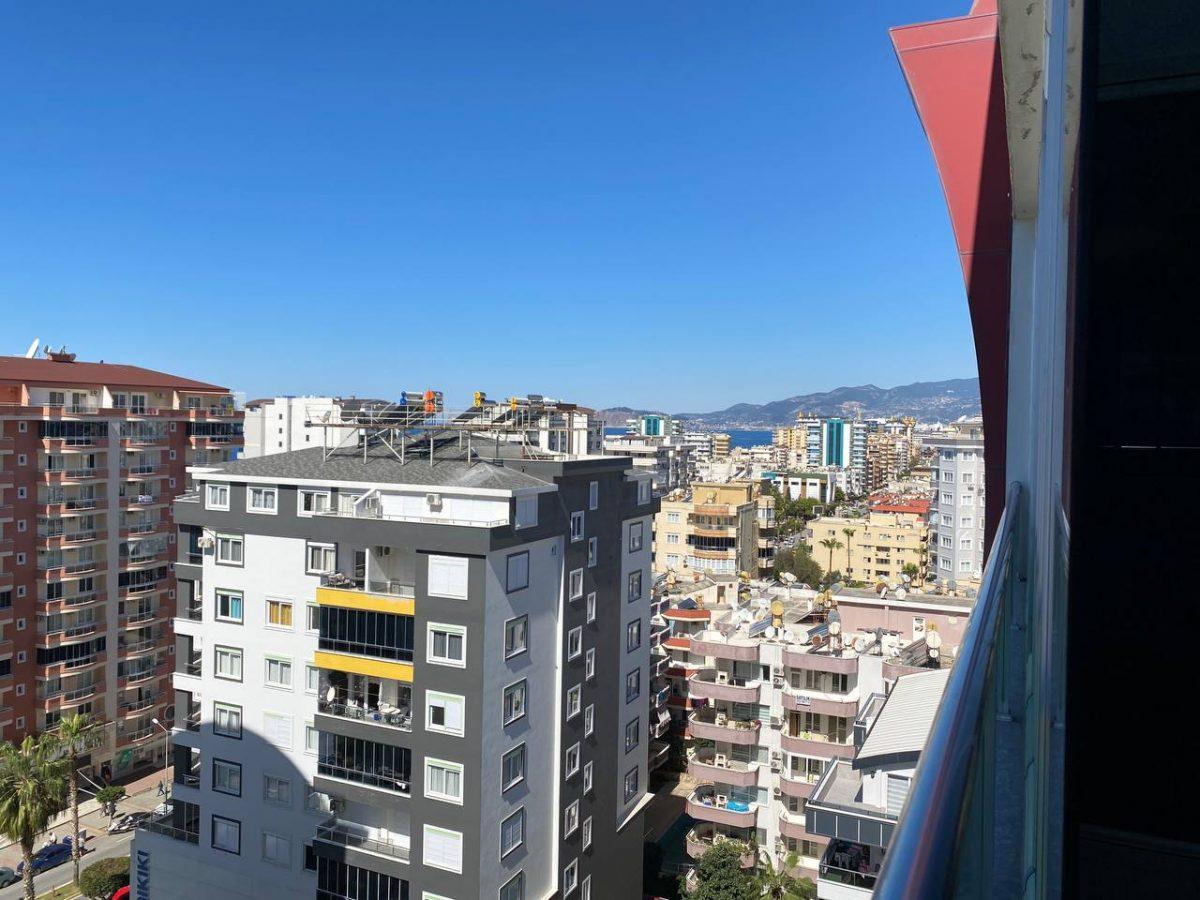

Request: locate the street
(0, 829), (133, 900)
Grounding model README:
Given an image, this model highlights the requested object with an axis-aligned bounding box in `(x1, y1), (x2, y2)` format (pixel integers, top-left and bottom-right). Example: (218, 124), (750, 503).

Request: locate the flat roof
(0, 356), (229, 392)
(856, 668), (950, 766)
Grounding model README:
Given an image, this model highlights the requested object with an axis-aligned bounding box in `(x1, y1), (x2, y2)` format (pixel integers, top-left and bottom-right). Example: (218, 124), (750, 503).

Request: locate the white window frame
(629, 520), (644, 552)
(582, 817), (593, 851)
(584, 704), (594, 736)
(567, 626), (583, 660)
(261, 831), (291, 867)
(500, 807), (525, 859)
(564, 799), (579, 836)
(214, 645), (243, 682)
(265, 597), (293, 630)
(504, 679), (528, 726)
(501, 743), (526, 793)
(422, 824), (464, 875)
(569, 568), (584, 600)
(215, 533), (244, 567)
(264, 655), (293, 690)
(212, 816), (240, 855)
(263, 774), (292, 806)
(585, 648), (596, 680)
(588, 480), (599, 510)
(587, 536), (597, 567)
(586, 592), (596, 623)
(506, 551), (530, 593)
(426, 691), (466, 737)
(504, 615), (528, 659)
(570, 511), (585, 542)
(566, 683), (582, 719)
(427, 622), (467, 668)
(214, 702), (242, 738)
(565, 742), (580, 778)
(215, 589), (243, 624)
(246, 486), (278, 515)
(206, 483), (230, 511)
(428, 555), (470, 600)
(305, 542), (336, 575)
(563, 859), (579, 895)
(583, 760), (594, 794)
(424, 757), (465, 805)
(297, 489), (331, 517)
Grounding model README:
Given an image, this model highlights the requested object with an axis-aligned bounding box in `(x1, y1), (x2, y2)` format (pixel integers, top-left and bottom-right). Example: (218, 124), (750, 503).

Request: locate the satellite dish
(928, 647), (940, 659)
(771, 600), (784, 617)
(24, 337), (39, 358)
(895, 588), (907, 600)
(828, 620), (841, 636)
(926, 630), (943, 650)
(852, 635), (867, 653)
(901, 574), (911, 584)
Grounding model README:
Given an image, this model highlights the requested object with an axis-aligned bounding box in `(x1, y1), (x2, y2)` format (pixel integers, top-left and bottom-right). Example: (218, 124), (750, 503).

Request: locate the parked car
(16, 838), (73, 875)
(0, 866), (18, 888)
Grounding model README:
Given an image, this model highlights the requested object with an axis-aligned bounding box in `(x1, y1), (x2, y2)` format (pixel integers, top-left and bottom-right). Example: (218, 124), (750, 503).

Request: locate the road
(0, 828), (132, 899)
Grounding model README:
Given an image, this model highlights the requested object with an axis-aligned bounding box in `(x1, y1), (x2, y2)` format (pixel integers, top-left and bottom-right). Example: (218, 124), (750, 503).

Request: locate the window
(625, 668), (640, 703)
(264, 775), (292, 805)
(624, 766), (639, 803)
(961, 516), (974, 527)
(215, 646), (243, 681)
(214, 702), (242, 738)
(565, 743), (580, 778)
(305, 724), (319, 755)
(629, 521), (644, 552)
(506, 552), (529, 592)
(666, 533), (680, 544)
(503, 681), (527, 725)
(427, 692), (466, 736)
(567, 626), (582, 660)
(626, 619), (642, 652)
(586, 593), (596, 623)
(423, 825), (463, 874)
(427, 623), (466, 667)
(247, 487), (277, 513)
(502, 744), (526, 792)
(306, 604), (320, 632)
(582, 876), (591, 900)
(587, 536), (597, 567)
(566, 684), (581, 719)
(266, 598), (293, 628)
(569, 568), (584, 600)
(585, 648), (595, 680)
(206, 483), (229, 510)
(515, 494), (538, 529)
(504, 616), (528, 658)
(627, 570), (642, 603)
(215, 534), (243, 566)
(582, 817), (593, 851)
(667, 511), (680, 524)
(913, 617), (927, 639)
(500, 873), (525, 900)
(305, 543), (335, 574)
(563, 859), (579, 895)
(584, 704), (594, 736)
(212, 816), (240, 854)
(638, 480), (651, 504)
(564, 800), (579, 836)
(262, 832), (291, 867)
(942, 514), (953, 526)
(501, 808), (524, 858)
(263, 712), (294, 749)
(583, 761), (593, 794)
(588, 481), (598, 510)
(570, 511), (585, 542)
(213, 759), (242, 796)
(941, 492), (953, 503)
(941, 536), (953, 548)
(215, 590), (243, 624)
(297, 489), (330, 516)
(425, 758), (464, 804)
(264, 656), (292, 689)
(960, 559), (973, 571)
(427, 555), (469, 599)
(625, 718), (639, 752)
(943, 471), (954, 482)
(960, 538), (973, 550)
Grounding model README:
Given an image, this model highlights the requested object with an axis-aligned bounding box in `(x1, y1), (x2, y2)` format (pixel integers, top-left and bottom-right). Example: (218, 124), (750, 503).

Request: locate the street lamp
(151, 717), (171, 785)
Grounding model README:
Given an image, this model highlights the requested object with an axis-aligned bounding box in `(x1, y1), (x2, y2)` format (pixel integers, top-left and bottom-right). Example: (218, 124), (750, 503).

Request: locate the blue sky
(1, 2), (974, 412)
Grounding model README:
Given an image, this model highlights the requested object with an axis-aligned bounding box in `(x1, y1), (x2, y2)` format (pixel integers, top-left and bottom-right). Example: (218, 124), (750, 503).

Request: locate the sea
(604, 428), (773, 449)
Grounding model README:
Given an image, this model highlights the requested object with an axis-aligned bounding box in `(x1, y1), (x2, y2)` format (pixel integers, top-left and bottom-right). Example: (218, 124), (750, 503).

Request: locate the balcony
(687, 748), (761, 787)
(781, 689), (859, 718)
(649, 739), (670, 772)
(778, 809), (819, 841)
(689, 669), (762, 703)
(687, 708), (762, 745)
(685, 824), (757, 867)
(783, 648), (859, 674)
(40, 589), (104, 610)
(686, 785), (759, 827)
(779, 767), (822, 799)
(780, 729), (855, 759)
(120, 696), (159, 716)
(315, 818), (410, 863)
(690, 631), (760, 662)
(136, 804), (199, 845)
(42, 467), (105, 484)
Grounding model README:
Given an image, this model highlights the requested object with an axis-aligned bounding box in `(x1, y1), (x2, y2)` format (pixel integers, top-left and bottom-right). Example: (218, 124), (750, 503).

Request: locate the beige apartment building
(655, 481), (767, 578)
(806, 508), (929, 585)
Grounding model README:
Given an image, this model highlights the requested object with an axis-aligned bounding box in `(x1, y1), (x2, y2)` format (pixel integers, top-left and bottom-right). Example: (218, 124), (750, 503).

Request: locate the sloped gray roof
(856, 668), (950, 765)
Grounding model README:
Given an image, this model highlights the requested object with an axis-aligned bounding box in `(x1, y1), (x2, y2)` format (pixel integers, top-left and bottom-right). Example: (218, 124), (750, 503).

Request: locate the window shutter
(423, 826), (463, 873)
(427, 556), (469, 599)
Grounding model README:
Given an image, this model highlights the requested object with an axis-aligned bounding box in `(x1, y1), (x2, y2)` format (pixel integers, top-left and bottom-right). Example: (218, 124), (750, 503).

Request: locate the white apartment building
(242, 396), (396, 458)
(925, 419), (985, 586)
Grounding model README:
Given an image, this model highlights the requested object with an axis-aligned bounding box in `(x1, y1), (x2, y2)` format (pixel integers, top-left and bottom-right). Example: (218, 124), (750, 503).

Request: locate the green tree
(902, 562), (920, 580)
(79, 857), (130, 900)
(55, 712), (99, 886)
(841, 527), (856, 578)
(684, 841), (758, 900)
(819, 537), (843, 591)
(774, 545), (824, 587)
(757, 851), (816, 899)
(95, 785), (126, 824)
(0, 735), (69, 900)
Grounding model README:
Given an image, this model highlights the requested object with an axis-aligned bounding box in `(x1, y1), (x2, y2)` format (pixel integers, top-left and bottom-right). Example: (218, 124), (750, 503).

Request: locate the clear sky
(1, 1), (975, 413)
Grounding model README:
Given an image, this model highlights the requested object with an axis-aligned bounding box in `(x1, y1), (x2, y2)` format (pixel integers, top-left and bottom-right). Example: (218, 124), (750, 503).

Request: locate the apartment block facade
(925, 419), (985, 587)
(653, 482), (769, 579)
(0, 354), (241, 777)
(133, 439), (655, 900)
(805, 507), (929, 586)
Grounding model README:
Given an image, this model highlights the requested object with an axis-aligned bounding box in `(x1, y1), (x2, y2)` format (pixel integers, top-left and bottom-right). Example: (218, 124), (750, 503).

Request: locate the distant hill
(599, 378), (980, 428)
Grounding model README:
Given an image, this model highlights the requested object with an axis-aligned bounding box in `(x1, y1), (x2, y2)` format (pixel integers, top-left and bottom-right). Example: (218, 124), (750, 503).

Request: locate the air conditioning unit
(716, 794), (728, 807)
(375, 546), (392, 557)
(716, 671), (729, 684)
(772, 675), (785, 687)
(426, 492), (442, 509)
(770, 715), (783, 728)
(773, 787), (783, 798)
(714, 753), (727, 767)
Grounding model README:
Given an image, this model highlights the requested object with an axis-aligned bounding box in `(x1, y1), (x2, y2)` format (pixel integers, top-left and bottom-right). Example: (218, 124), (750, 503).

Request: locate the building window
(566, 684), (581, 719)
(582, 817), (593, 851)
(214, 702), (242, 738)
(212, 816), (241, 855)
(247, 487), (277, 514)
(427, 623), (467, 667)
(501, 808), (525, 858)
(263, 712), (294, 750)
(583, 761), (593, 794)
(264, 775), (292, 805)
(424, 758), (464, 805)
(427, 691), (466, 737)
(666, 512), (680, 524)
(305, 543), (335, 574)
(305, 724), (319, 755)
(587, 537), (597, 568)
(625, 718), (639, 752)
(504, 615), (528, 658)
(206, 483), (229, 510)
(570, 511), (585, 542)
(264, 656), (293, 689)
(506, 552), (529, 592)
(214, 646), (243, 682)
(306, 604), (320, 633)
(585, 648), (595, 680)
(265, 598), (293, 628)
(563, 859), (579, 895)
(569, 568), (584, 600)
(215, 534), (243, 566)
(567, 626), (583, 660)
(586, 592), (596, 623)
(503, 680), (527, 725)
(212, 759), (242, 796)
(215, 590), (243, 624)
(423, 825), (463, 874)
(588, 481), (599, 510)
(500, 873), (525, 900)
(627, 570), (642, 603)
(300, 664), (317, 693)
(629, 521), (644, 552)
(666, 533), (680, 545)
(565, 743), (580, 778)
(262, 832), (291, 867)
(625, 668), (640, 703)
(515, 495), (538, 529)
(584, 705), (594, 736)
(297, 489), (330, 516)
(626, 619), (642, 652)
(502, 744), (526, 792)
(564, 800), (579, 836)
(624, 766), (639, 803)
(427, 555), (469, 600)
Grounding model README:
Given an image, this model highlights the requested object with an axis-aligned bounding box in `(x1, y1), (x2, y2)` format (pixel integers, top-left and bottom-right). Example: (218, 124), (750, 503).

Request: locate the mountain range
(599, 377), (981, 428)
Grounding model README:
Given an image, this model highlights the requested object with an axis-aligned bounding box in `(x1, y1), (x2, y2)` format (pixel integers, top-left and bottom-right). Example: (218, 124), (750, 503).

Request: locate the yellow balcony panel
(314, 650), (413, 683)
(316, 586), (415, 616)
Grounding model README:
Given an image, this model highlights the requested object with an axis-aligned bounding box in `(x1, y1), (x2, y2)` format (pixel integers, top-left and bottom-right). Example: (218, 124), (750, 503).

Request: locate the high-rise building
(653, 482), (767, 578)
(0, 352), (241, 778)
(806, 504), (929, 585)
(133, 415), (656, 900)
(925, 419), (985, 587)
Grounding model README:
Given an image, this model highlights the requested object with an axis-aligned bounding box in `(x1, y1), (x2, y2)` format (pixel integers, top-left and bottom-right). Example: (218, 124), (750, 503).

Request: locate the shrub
(79, 856), (130, 899)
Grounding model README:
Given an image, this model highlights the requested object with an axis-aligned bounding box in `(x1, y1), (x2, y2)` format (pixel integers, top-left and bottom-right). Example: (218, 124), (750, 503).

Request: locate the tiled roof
(0, 356), (229, 391)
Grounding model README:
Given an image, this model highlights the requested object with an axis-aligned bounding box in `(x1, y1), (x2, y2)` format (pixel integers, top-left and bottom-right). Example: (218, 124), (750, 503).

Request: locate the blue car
(16, 838), (73, 875)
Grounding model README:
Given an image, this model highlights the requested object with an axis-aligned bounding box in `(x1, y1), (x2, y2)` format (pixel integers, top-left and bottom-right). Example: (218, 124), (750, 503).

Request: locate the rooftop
(856, 668), (951, 766)
(0, 355), (230, 391)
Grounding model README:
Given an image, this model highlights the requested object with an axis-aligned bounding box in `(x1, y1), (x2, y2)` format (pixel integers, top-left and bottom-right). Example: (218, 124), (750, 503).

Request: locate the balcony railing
(874, 483), (1020, 899)
(315, 818), (410, 862)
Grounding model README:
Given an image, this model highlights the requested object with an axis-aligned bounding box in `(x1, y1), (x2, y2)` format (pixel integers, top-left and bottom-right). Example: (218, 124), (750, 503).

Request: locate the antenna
(24, 338), (39, 358)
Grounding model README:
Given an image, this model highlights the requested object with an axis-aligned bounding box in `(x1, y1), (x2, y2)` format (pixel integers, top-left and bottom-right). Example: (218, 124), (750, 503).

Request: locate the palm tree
(56, 712), (99, 886)
(756, 851), (815, 899)
(841, 527), (856, 578)
(819, 537), (843, 591)
(0, 735), (69, 900)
